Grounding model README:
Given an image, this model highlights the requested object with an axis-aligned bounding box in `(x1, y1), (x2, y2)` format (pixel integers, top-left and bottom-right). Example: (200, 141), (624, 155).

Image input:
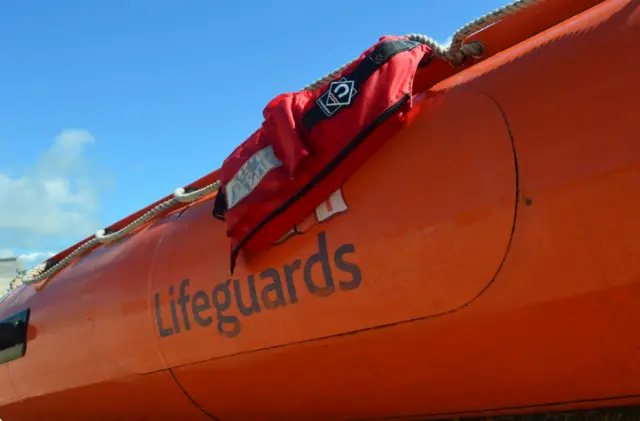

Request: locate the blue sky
(0, 0), (505, 267)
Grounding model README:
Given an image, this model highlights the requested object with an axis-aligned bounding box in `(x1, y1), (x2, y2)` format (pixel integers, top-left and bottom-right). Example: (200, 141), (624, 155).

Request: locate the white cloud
(0, 249), (54, 267)
(0, 129), (111, 266)
(18, 251), (56, 264)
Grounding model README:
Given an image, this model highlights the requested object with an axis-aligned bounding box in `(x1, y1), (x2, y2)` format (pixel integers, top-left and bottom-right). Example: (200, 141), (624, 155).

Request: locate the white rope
(19, 181), (220, 285)
(14, 0), (542, 289)
(303, 0), (543, 91)
(447, 0), (545, 63)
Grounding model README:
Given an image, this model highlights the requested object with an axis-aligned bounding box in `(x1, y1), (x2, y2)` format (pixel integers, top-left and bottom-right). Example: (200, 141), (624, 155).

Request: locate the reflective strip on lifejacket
(225, 145), (283, 210)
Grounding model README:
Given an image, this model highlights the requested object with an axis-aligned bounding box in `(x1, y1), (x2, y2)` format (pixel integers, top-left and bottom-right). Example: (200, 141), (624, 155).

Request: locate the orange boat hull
(1, 0), (639, 420)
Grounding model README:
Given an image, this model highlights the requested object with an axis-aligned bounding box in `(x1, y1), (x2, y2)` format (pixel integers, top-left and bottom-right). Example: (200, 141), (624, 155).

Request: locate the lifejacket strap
(301, 39), (421, 132)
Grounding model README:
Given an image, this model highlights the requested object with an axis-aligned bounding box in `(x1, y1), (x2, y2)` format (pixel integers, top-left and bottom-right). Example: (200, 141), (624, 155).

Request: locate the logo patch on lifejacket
(316, 77), (358, 118)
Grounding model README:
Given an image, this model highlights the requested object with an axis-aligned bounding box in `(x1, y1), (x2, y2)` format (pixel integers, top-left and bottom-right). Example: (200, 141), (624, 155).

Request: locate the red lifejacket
(213, 35), (446, 273)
